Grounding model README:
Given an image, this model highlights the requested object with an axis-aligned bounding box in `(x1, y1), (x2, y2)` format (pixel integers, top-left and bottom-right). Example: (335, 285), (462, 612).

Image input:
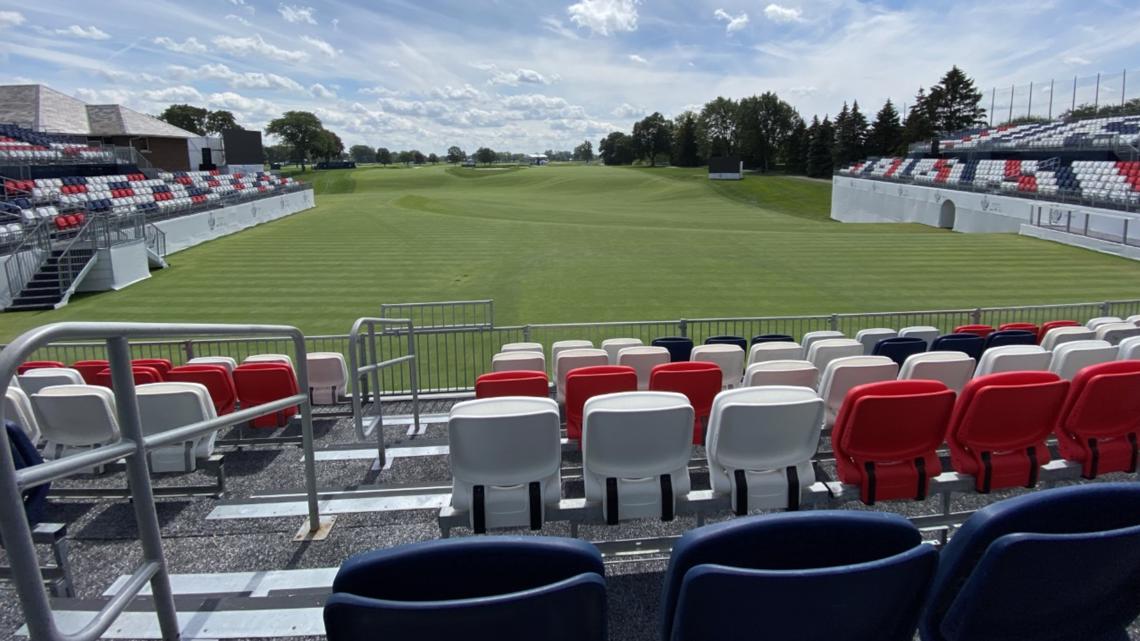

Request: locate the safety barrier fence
(0, 322), (321, 641)
(348, 317), (420, 465)
(1031, 206), (1140, 246)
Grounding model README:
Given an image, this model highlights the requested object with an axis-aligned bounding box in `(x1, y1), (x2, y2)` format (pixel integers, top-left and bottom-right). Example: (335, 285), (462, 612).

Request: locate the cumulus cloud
(0, 11), (25, 28)
(763, 3), (803, 23)
(301, 35), (338, 57)
(207, 92), (281, 118)
(213, 34), (307, 62)
(225, 13), (252, 26)
(169, 63), (305, 92)
(278, 4), (317, 24)
(309, 83), (336, 99)
(628, 54), (648, 64)
(141, 85), (204, 102)
(431, 84), (483, 101)
(54, 25), (111, 40)
(611, 103), (645, 118)
(487, 67), (554, 86)
(153, 36), (207, 54)
(713, 9), (749, 33)
(567, 0), (639, 36)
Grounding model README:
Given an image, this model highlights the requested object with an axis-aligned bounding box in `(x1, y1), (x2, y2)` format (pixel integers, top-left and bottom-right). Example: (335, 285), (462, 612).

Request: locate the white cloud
(169, 63), (305, 92)
(713, 9), (749, 34)
(207, 91), (281, 118)
(213, 34), (308, 62)
(331, 18), (340, 30)
(309, 83), (336, 99)
(1063, 55), (1090, 65)
(54, 25), (111, 40)
(567, 0), (639, 36)
(541, 16), (579, 39)
(763, 4), (803, 23)
(488, 67), (554, 86)
(301, 35), (338, 57)
(628, 54), (648, 64)
(612, 103), (645, 118)
(225, 13), (252, 26)
(431, 84), (483, 101)
(0, 11), (25, 28)
(141, 85), (204, 102)
(278, 4), (317, 24)
(153, 36), (207, 54)
(382, 60), (401, 68)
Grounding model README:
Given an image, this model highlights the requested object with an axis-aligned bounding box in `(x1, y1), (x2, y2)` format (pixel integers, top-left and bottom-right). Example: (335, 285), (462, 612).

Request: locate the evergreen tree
(927, 66), (986, 133)
(866, 99), (903, 156)
(671, 111), (701, 167)
(832, 101), (868, 167)
(806, 116), (834, 178)
(782, 117), (808, 174)
(901, 88), (936, 147)
(848, 101), (868, 157)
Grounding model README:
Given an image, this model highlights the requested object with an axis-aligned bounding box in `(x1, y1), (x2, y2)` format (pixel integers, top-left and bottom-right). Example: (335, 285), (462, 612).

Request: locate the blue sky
(0, 0), (1137, 152)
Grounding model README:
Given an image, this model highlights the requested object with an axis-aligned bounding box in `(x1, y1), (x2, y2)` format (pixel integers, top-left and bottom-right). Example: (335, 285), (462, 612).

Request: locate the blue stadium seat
(931, 333), (985, 361)
(750, 333), (794, 345)
(705, 335), (747, 351)
(6, 421), (49, 526)
(324, 536), (607, 641)
(661, 511), (938, 641)
(871, 336), (928, 367)
(652, 337), (693, 362)
(982, 329), (1037, 350)
(920, 483), (1140, 641)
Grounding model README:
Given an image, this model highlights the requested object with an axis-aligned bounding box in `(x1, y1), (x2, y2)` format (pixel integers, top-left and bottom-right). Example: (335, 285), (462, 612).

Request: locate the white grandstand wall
(77, 240), (150, 294)
(153, 188), (315, 255)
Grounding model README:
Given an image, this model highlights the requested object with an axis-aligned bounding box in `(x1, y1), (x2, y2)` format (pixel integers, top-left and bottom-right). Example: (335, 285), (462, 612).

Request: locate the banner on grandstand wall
(709, 156), (743, 180)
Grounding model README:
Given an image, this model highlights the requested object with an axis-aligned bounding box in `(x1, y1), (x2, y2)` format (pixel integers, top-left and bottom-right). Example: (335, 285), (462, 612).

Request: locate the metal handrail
(51, 217), (102, 296)
(3, 219), (51, 297)
(145, 223), (167, 257)
(348, 317), (420, 466)
(0, 322), (322, 641)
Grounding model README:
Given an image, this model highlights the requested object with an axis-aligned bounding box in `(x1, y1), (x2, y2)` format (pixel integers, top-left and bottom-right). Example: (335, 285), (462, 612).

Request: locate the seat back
(898, 351), (975, 393)
(743, 360), (819, 389)
(750, 334), (794, 345)
(974, 345), (1052, 377)
(898, 325), (940, 347)
(187, 356), (238, 373)
(554, 349), (609, 401)
(662, 512), (938, 641)
(651, 337), (694, 362)
(306, 352), (348, 405)
(819, 356), (899, 425)
(136, 382), (218, 469)
(500, 341), (543, 354)
(551, 340), (593, 365)
(167, 365), (238, 415)
(953, 324), (995, 338)
(871, 336), (927, 367)
(704, 335), (747, 351)
(1086, 316), (1123, 330)
(232, 363), (300, 428)
(1038, 320), (1079, 344)
(1054, 360), (1140, 477)
(1128, 314), (1140, 325)
(982, 330), (1037, 350)
(600, 338), (642, 365)
(855, 328), (898, 355)
(998, 322), (1040, 340)
(474, 371), (549, 399)
(243, 353), (294, 368)
(931, 333), (985, 361)
(649, 362), (722, 445)
(806, 339), (863, 376)
(801, 330), (844, 355)
(747, 341), (802, 365)
(616, 346), (671, 390)
(71, 359), (109, 384)
(31, 384), (119, 447)
(93, 365), (163, 388)
(1040, 326), (1096, 351)
(17, 367), (84, 395)
(1094, 322), (1140, 345)
(5, 387), (40, 443)
(325, 537), (607, 641)
(448, 398), (563, 530)
(564, 366), (638, 441)
(491, 351), (546, 373)
(16, 360), (64, 375)
(920, 483), (1140, 641)
(132, 358), (172, 378)
(690, 344), (745, 388)
(1049, 340), (1117, 380)
(1120, 335), (1140, 361)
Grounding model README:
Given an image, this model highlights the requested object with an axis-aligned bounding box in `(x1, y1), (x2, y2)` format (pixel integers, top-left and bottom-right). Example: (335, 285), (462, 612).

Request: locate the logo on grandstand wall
(208, 213), (216, 230)
(252, 205), (259, 219)
(934, 192), (943, 204)
(898, 187), (905, 197)
(1049, 207), (1066, 225)
(980, 196), (991, 211)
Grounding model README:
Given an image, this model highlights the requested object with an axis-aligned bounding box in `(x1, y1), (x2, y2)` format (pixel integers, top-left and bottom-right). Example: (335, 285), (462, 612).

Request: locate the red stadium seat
(167, 364), (238, 415)
(93, 366), (164, 388)
(831, 380), (956, 504)
(17, 360), (64, 374)
(648, 361), (722, 444)
(564, 366), (637, 441)
(473, 371), (549, 399)
(132, 358), (172, 378)
(233, 363), (300, 428)
(953, 324), (995, 338)
(947, 371), (1069, 492)
(1038, 320), (1080, 344)
(1054, 361), (1140, 478)
(998, 322), (1040, 340)
(71, 359), (110, 384)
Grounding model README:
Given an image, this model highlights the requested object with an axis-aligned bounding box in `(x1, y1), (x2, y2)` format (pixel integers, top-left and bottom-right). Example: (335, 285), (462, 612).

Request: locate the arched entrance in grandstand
(938, 200), (957, 229)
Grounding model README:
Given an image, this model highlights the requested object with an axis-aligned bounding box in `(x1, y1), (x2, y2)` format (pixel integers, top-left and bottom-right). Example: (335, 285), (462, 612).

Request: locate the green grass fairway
(2, 164), (1139, 341)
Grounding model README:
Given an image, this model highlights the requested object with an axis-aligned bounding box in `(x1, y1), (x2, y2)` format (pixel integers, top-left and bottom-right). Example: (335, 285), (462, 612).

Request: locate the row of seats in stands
(325, 483), (1140, 641)
(937, 115), (1140, 151)
(0, 124), (115, 163)
(455, 358), (1139, 531)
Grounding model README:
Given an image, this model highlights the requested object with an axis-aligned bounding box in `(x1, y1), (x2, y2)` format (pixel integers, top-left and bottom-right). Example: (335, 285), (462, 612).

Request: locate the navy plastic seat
(324, 536), (607, 641)
(652, 337), (694, 362)
(705, 335), (747, 351)
(920, 483), (1140, 641)
(661, 511), (937, 641)
(983, 329), (1037, 350)
(750, 333), (794, 345)
(930, 333), (985, 362)
(871, 336), (928, 367)
(6, 421), (49, 526)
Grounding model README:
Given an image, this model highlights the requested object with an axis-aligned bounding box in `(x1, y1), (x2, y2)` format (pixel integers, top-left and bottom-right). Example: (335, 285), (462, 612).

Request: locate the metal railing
(3, 219), (51, 299)
(0, 322), (322, 641)
(50, 217), (103, 298)
(348, 318), (421, 466)
(145, 223), (167, 258)
(1030, 206), (1139, 246)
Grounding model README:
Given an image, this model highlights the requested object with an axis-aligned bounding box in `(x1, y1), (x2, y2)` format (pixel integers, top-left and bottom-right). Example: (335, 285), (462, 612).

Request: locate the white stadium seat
(974, 345), (1052, 377)
(491, 351), (546, 373)
(690, 344), (746, 389)
(705, 386), (823, 512)
(801, 331), (844, 356)
(743, 360), (819, 389)
(551, 340), (594, 365)
(136, 382), (218, 473)
(447, 397), (561, 532)
(616, 346), (671, 390)
(243, 354), (294, 368)
(1127, 314), (1140, 325)
(806, 339), (865, 380)
(18, 367), (84, 396)
(554, 348), (609, 401)
(306, 352), (348, 405)
(1119, 335), (1140, 361)
(187, 356), (237, 373)
(1085, 316), (1122, 331)
(1040, 326), (1096, 351)
(855, 328), (897, 355)
(601, 338), (643, 365)
(582, 392), (693, 523)
(31, 384), (120, 465)
(500, 342), (543, 354)
(1094, 322), (1140, 345)
(1049, 340), (1118, 380)
(898, 326), (941, 347)
(898, 351), (975, 393)
(747, 342), (802, 365)
(818, 356), (898, 428)
(5, 387), (40, 443)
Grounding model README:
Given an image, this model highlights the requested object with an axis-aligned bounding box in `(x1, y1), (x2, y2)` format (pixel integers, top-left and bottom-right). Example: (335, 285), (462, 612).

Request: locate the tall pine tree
(671, 111), (701, 167)
(866, 99), (903, 156)
(833, 101), (868, 167)
(807, 116), (835, 178)
(927, 66), (986, 133)
(782, 117), (808, 175)
(901, 88), (936, 147)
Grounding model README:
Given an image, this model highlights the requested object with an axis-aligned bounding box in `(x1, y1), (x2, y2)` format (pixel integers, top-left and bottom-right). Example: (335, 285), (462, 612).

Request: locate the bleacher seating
(564, 366), (637, 442)
(1053, 361), (1140, 478)
(0, 123), (114, 164)
(166, 365), (238, 416)
(31, 384), (121, 464)
(474, 371), (548, 399)
(898, 351), (975, 392)
(648, 362), (721, 444)
(136, 382), (218, 473)
(232, 362), (300, 428)
(743, 360), (819, 388)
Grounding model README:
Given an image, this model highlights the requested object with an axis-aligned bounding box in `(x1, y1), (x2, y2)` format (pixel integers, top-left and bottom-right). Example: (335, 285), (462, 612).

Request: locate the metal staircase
(6, 218), (102, 311)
